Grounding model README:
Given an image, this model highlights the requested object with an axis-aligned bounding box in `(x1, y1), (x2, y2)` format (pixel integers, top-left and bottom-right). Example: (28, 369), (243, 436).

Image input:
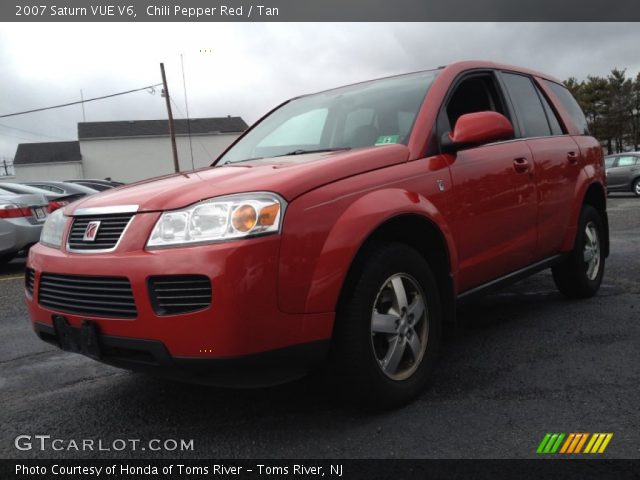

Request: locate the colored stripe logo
(537, 433), (613, 454)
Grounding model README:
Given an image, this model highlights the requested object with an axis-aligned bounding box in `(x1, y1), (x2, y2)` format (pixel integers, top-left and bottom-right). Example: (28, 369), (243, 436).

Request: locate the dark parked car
(604, 153), (640, 196)
(64, 179), (124, 191)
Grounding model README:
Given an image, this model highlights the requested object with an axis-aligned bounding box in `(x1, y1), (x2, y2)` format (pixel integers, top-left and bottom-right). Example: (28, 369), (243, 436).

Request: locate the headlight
(40, 208), (66, 248)
(146, 192), (286, 248)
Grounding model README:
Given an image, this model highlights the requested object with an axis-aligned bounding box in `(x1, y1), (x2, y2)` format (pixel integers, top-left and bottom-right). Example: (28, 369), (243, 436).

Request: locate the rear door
(499, 72), (581, 260)
(607, 155), (639, 190)
(442, 71), (537, 291)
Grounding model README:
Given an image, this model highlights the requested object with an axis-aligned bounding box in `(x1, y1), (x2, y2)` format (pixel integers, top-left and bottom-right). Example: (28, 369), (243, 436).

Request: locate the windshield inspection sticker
(375, 135), (400, 146)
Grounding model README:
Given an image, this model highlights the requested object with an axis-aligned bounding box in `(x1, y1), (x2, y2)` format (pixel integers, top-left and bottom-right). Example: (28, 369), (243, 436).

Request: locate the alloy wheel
(583, 221), (601, 281)
(370, 273), (429, 381)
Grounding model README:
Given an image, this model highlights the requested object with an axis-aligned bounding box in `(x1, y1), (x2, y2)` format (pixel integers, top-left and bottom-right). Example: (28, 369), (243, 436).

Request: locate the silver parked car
(0, 182), (63, 202)
(0, 192), (49, 264)
(22, 181), (99, 196)
(604, 152), (640, 196)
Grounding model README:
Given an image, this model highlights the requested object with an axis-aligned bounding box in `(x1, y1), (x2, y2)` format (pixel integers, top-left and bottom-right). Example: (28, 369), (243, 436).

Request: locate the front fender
(278, 186), (456, 318)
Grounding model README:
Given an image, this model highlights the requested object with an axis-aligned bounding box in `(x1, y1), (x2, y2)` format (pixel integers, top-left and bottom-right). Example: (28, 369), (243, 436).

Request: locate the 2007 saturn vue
(26, 61), (609, 408)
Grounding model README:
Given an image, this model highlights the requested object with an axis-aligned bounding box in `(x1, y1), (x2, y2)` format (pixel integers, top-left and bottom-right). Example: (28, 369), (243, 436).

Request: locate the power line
(0, 122), (71, 141)
(0, 83), (162, 119)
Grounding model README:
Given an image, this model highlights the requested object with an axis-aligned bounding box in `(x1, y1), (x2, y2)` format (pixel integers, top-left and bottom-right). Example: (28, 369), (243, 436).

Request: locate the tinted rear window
(544, 80), (589, 135)
(537, 88), (564, 135)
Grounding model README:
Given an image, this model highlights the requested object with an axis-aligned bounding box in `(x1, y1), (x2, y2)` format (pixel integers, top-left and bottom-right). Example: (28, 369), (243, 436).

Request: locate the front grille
(25, 268), (35, 295)
(39, 273), (137, 318)
(67, 214), (134, 251)
(148, 275), (212, 315)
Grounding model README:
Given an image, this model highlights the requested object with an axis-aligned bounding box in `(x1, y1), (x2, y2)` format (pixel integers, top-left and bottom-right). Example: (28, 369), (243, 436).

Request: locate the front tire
(552, 205), (605, 298)
(633, 178), (640, 197)
(330, 243), (442, 409)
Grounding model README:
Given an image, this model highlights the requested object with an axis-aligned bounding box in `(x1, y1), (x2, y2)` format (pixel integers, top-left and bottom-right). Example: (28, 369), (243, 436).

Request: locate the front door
(450, 141), (537, 291)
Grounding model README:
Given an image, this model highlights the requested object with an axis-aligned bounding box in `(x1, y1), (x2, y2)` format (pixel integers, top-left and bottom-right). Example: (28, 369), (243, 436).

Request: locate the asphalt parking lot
(1, 195), (638, 459)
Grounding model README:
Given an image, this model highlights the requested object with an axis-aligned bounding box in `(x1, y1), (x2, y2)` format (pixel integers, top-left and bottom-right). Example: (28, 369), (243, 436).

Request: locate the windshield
(217, 70), (439, 164)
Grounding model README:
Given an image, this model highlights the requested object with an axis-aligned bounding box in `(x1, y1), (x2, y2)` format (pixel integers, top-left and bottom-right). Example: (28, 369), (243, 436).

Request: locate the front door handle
(567, 151), (579, 164)
(513, 157), (529, 173)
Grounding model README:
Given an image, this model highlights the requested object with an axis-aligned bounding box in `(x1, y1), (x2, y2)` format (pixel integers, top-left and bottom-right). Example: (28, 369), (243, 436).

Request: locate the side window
(501, 73), (551, 138)
(604, 157), (616, 169)
(617, 156), (637, 167)
(544, 80), (589, 135)
(34, 184), (63, 193)
(445, 75), (507, 129)
(536, 88), (564, 135)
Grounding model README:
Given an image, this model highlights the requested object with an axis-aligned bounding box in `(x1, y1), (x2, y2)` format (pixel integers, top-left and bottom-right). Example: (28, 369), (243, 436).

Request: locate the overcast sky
(1, 22), (639, 159)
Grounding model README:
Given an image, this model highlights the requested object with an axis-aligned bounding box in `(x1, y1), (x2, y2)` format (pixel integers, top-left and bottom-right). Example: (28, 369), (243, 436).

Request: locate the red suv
(26, 61), (608, 408)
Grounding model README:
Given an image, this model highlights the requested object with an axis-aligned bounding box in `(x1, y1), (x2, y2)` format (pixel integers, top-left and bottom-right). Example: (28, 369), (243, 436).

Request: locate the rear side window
(604, 157), (616, 168)
(617, 156), (638, 167)
(537, 90), (564, 135)
(501, 73), (551, 138)
(544, 80), (589, 135)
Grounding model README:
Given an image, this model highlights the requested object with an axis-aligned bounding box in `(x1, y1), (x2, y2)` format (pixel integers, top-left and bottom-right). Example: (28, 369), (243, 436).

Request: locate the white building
(8, 117), (247, 183)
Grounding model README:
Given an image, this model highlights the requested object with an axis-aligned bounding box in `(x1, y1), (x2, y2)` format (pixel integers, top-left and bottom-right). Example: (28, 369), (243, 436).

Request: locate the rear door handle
(567, 151), (579, 164)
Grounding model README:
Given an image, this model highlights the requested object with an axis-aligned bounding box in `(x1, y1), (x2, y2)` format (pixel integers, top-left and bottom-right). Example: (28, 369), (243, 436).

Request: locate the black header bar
(4, 0), (640, 22)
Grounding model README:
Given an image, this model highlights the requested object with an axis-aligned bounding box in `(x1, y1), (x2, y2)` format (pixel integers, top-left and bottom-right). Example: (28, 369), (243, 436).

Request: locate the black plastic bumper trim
(33, 321), (329, 387)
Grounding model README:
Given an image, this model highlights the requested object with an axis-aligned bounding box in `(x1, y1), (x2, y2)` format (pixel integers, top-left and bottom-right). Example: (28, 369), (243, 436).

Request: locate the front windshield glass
(218, 70), (439, 164)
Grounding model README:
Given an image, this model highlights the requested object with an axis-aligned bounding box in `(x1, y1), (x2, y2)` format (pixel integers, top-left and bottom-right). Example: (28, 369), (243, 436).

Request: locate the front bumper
(34, 321), (328, 387)
(0, 216), (43, 256)
(26, 232), (334, 371)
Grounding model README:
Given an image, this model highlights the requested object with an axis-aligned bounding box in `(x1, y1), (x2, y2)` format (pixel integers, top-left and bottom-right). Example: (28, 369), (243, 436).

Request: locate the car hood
(66, 144), (409, 214)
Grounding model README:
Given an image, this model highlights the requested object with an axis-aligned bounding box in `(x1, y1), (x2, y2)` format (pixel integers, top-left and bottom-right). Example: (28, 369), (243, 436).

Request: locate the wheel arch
(582, 181), (609, 257)
(561, 174), (609, 257)
(336, 213), (457, 326)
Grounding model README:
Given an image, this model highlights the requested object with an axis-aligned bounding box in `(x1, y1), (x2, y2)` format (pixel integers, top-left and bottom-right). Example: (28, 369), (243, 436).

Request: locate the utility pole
(160, 63), (180, 173)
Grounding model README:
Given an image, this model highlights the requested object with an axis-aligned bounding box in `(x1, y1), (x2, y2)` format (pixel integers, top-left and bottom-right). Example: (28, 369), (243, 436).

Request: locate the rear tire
(552, 205), (605, 298)
(330, 243), (442, 409)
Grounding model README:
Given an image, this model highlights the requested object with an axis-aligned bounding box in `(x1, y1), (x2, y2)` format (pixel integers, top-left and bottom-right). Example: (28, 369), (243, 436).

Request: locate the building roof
(14, 141), (81, 165)
(78, 116), (248, 140)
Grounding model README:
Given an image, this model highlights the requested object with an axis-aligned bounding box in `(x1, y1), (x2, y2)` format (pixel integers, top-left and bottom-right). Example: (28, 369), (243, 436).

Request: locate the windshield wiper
(218, 147), (351, 166)
(277, 147), (352, 157)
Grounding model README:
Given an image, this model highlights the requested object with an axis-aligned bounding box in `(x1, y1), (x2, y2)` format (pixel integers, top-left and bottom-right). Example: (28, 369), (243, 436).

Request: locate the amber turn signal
(258, 203), (280, 226)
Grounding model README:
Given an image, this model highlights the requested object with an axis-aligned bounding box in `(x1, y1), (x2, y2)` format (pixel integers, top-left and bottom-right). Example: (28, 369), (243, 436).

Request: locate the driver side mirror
(441, 111), (514, 152)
